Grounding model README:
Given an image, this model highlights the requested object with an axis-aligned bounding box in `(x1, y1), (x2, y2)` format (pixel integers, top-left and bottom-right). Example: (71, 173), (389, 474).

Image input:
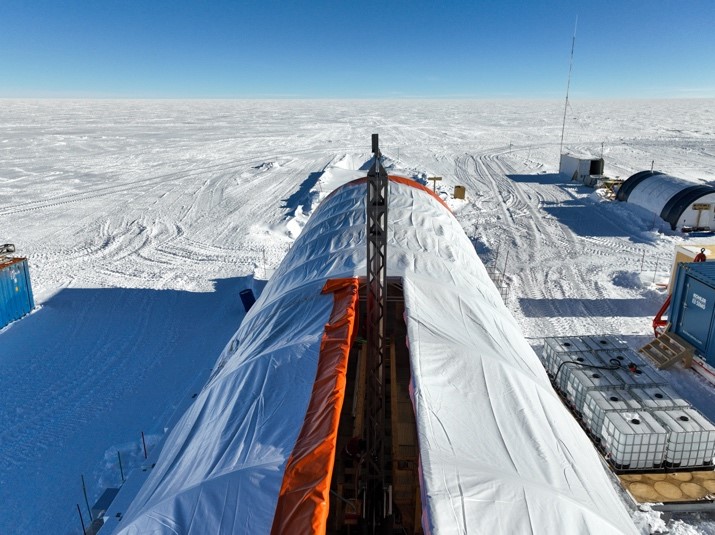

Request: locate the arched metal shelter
(617, 171), (715, 230)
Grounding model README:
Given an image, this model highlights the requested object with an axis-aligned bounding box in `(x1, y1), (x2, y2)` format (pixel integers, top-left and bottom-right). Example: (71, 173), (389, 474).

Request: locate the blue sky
(1, 0), (713, 99)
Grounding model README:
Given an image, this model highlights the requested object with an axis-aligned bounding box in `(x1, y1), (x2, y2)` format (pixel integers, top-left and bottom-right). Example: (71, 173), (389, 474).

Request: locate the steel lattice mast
(364, 133), (390, 530)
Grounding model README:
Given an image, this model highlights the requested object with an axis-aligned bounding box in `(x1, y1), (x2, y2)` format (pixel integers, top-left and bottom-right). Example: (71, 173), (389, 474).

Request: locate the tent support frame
(364, 133), (391, 531)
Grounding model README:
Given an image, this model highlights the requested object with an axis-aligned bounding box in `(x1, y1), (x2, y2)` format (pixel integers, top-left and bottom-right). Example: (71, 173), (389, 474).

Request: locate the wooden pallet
(619, 470), (715, 510)
(639, 331), (694, 370)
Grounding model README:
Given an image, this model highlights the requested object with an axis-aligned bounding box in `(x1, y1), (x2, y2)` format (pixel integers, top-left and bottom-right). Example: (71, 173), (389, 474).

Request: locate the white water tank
(612, 362), (668, 390)
(581, 389), (643, 441)
(631, 386), (690, 411)
(602, 411), (668, 469)
(655, 408), (715, 468)
(565, 367), (625, 414)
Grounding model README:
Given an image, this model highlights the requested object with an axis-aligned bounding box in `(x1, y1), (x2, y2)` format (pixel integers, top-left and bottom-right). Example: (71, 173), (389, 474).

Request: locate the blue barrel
(0, 258), (35, 329)
(239, 289), (256, 313)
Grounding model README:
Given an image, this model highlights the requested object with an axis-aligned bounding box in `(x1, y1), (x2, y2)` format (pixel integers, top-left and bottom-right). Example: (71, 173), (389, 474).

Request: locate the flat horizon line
(2, 96), (715, 102)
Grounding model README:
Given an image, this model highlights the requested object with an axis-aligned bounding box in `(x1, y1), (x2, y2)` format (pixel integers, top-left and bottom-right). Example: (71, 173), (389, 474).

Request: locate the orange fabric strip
(270, 278), (360, 534)
(321, 175), (453, 213)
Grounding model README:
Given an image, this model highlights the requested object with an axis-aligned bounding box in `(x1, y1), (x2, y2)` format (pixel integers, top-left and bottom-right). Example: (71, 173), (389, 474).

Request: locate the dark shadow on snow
(507, 173), (566, 185)
(0, 275), (267, 533)
(507, 173), (659, 244)
(519, 296), (659, 318)
(359, 157), (374, 171)
(540, 199), (658, 243)
(282, 171), (323, 217)
(470, 236), (496, 265)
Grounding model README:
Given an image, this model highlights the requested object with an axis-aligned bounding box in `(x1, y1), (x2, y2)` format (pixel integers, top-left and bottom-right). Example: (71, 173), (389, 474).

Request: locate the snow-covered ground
(1, 99), (715, 534)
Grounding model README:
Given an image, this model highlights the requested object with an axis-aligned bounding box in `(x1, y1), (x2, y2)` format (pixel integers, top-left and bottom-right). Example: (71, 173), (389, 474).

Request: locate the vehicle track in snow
(454, 148), (670, 339)
(2, 100), (713, 535)
(5, 147), (336, 291)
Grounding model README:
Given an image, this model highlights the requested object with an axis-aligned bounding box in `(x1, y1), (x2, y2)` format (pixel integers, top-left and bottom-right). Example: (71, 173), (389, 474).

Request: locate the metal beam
(364, 133), (390, 531)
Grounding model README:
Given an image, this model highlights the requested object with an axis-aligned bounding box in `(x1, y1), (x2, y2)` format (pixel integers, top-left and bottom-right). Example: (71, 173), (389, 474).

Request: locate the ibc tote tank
(0, 257), (35, 329)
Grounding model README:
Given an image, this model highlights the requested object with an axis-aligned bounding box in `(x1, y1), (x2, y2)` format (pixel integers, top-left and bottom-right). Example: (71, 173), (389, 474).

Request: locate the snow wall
(115, 176), (637, 534)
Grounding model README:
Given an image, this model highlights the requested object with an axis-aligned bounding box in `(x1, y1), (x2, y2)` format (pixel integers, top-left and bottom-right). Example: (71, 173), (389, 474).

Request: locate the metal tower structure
(364, 133), (391, 531)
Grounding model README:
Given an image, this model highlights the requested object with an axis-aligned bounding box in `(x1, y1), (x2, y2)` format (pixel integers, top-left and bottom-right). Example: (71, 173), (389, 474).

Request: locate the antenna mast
(559, 17), (578, 158)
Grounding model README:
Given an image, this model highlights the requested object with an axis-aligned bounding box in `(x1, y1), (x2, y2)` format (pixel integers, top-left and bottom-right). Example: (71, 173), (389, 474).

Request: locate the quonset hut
(114, 175), (637, 534)
(617, 171), (715, 231)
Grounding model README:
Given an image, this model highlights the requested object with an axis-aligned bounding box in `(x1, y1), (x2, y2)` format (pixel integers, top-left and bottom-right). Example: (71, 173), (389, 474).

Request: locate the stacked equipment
(542, 335), (715, 470)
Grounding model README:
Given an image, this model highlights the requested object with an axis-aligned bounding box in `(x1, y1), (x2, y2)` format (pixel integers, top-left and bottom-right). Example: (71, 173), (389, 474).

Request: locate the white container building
(559, 153), (605, 187)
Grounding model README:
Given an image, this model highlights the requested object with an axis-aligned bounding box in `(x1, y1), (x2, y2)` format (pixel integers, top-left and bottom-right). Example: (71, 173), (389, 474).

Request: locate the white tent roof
(115, 177), (637, 534)
(628, 173), (695, 215)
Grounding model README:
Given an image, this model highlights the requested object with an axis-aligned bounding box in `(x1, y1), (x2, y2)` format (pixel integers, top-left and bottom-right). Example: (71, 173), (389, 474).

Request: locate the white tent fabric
(115, 177), (637, 534)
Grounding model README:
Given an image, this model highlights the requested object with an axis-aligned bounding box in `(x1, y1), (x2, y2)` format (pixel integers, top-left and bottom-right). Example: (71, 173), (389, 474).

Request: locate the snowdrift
(115, 176), (637, 534)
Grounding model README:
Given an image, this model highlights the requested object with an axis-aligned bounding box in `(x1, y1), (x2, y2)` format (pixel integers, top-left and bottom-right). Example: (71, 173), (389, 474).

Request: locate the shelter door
(676, 277), (715, 350)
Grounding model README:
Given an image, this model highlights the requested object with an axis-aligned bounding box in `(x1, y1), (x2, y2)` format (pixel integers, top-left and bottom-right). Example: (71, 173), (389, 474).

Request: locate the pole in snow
(502, 247), (511, 276)
(141, 431), (148, 459)
(81, 474), (91, 520)
(118, 451), (125, 483)
(77, 503), (87, 535)
(428, 176), (442, 193)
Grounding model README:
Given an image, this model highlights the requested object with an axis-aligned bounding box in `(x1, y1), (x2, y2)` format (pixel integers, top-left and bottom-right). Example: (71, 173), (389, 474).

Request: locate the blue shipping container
(670, 261), (715, 363)
(0, 257), (35, 330)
